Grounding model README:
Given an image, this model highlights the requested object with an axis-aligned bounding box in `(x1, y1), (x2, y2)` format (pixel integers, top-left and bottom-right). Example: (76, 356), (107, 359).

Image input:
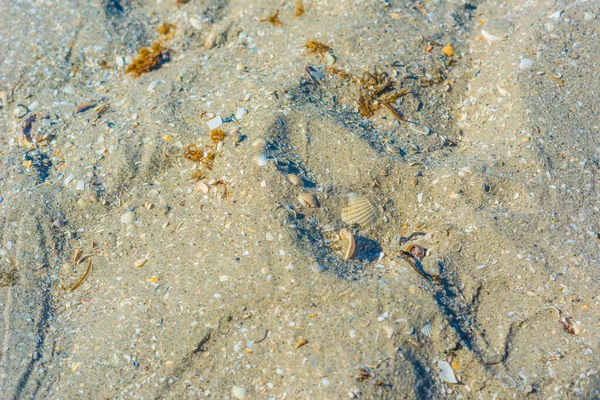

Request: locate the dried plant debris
(294, 0), (304, 17)
(355, 71), (410, 122)
(305, 40), (330, 56)
(260, 9), (283, 26)
(210, 129), (226, 145)
(126, 23), (175, 77)
(126, 42), (170, 77)
(70, 258), (92, 291)
(184, 144), (219, 179)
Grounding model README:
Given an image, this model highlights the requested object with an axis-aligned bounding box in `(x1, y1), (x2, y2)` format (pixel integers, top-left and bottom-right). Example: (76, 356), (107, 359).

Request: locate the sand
(1, 0), (600, 398)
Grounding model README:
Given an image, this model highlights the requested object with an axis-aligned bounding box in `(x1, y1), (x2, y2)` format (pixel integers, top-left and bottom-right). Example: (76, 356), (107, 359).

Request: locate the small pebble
(235, 107), (248, 121)
(120, 211), (134, 224)
(519, 58), (534, 70)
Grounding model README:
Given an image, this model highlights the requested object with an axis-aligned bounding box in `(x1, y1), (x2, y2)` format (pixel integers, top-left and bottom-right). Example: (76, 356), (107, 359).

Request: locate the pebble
(207, 116), (223, 130)
(120, 211), (134, 224)
(232, 387), (247, 399)
(235, 107), (248, 121)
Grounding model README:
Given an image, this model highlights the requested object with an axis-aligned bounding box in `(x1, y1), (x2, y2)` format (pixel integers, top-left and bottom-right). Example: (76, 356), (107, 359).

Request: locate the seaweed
(304, 40), (330, 56)
(184, 144), (218, 176)
(209, 129), (226, 145)
(126, 42), (170, 77)
(294, 0), (304, 17)
(260, 9), (283, 26)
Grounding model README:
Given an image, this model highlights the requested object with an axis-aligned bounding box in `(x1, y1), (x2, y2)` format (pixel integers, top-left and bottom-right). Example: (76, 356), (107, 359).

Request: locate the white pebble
(115, 55), (125, 68)
(120, 211), (134, 224)
(76, 180), (85, 191)
(235, 107), (248, 121)
(207, 116), (223, 130)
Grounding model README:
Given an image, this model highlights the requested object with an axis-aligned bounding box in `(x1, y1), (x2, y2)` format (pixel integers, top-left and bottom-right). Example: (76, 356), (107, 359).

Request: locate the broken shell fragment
(339, 228), (356, 260)
(295, 338), (308, 348)
(76, 102), (96, 113)
(441, 43), (455, 57)
(409, 123), (431, 135)
(298, 192), (318, 207)
(235, 107), (248, 121)
(134, 258), (147, 268)
(341, 194), (378, 227)
(407, 244), (426, 260)
(287, 174), (302, 186)
(438, 361), (458, 384)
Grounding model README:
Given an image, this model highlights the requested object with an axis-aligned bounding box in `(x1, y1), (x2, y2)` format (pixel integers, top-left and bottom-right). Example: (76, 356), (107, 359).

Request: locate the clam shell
(339, 228), (356, 260)
(420, 321), (432, 337)
(298, 192), (318, 207)
(287, 174), (302, 186)
(341, 194), (378, 227)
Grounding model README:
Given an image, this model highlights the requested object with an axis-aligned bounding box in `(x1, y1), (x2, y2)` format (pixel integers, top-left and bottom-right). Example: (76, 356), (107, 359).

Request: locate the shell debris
(339, 228), (356, 260)
(287, 174), (302, 186)
(298, 192), (318, 207)
(341, 194), (378, 227)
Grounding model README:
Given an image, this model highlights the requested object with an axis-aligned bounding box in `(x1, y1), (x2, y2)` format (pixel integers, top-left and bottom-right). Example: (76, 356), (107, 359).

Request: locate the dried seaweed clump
(260, 9), (283, 26)
(184, 144), (218, 179)
(210, 129), (226, 144)
(126, 42), (170, 77)
(157, 22), (176, 39)
(305, 40), (330, 56)
(356, 70), (409, 122)
(295, 0), (304, 17)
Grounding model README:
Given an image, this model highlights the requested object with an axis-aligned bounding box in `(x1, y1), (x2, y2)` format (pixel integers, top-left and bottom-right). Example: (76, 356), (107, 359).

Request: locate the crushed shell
(298, 192), (318, 207)
(341, 194), (379, 227)
(339, 228), (356, 260)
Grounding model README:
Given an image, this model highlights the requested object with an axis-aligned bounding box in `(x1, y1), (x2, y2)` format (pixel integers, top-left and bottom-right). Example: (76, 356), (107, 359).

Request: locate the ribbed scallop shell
(341, 194), (379, 227)
(339, 228), (356, 260)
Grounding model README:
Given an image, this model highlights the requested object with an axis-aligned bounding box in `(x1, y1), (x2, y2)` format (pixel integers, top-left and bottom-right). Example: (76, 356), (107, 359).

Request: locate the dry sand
(1, 0), (600, 398)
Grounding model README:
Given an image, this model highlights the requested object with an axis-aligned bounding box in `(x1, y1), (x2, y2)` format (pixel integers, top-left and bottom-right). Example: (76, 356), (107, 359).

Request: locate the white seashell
(76, 180), (85, 191)
(438, 361), (458, 384)
(120, 211), (134, 224)
(548, 10), (563, 20)
(207, 116), (223, 130)
(235, 107), (248, 121)
(409, 123), (430, 135)
(232, 387), (247, 400)
(134, 258), (147, 268)
(189, 17), (204, 31)
(193, 180), (209, 193)
(481, 29), (507, 42)
(420, 321), (432, 337)
(325, 52), (336, 66)
(64, 174), (76, 185)
(147, 79), (164, 92)
(115, 55), (125, 68)
(341, 194), (379, 227)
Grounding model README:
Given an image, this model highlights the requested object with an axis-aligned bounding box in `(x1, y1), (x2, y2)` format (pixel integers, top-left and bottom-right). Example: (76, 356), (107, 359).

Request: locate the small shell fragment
(76, 102), (96, 113)
(232, 387), (247, 400)
(420, 321), (432, 337)
(76, 180), (85, 191)
(409, 123), (431, 135)
(298, 192), (318, 207)
(339, 228), (356, 260)
(193, 180), (210, 193)
(341, 194), (378, 227)
(189, 17), (203, 31)
(325, 52), (336, 66)
(64, 174), (76, 185)
(519, 58), (534, 71)
(385, 144), (401, 155)
(207, 116), (223, 130)
(295, 338), (308, 348)
(255, 155), (268, 167)
(438, 361), (458, 384)
(252, 138), (266, 149)
(235, 107), (248, 121)
(147, 79), (164, 92)
(441, 43), (454, 57)
(481, 29), (507, 42)
(287, 174), (302, 186)
(134, 258), (147, 268)
(120, 211), (134, 224)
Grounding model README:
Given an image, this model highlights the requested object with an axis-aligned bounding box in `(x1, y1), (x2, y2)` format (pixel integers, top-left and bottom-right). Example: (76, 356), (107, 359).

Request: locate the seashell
(481, 29), (507, 42)
(193, 180), (209, 193)
(64, 174), (76, 185)
(76, 180), (85, 191)
(407, 244), (426, 260)
(255, 155), (268, 167)
(420, 321), (432, 337)
(385, 144), (401, 155)
(325, 52), (336, 66)
(235, 107), (248, 121)
(341, 194), (378, 227)
(298, 192), (318, 207)
(147, 79), (164, 92)
(76, 102), (96, 113)
(438, 361), (458, 384)
(287, 174), (302, 186)
(207, 116), (223, 130)
(295, 338), (308, 348)
(189, 16), (204, 31)
(339, 228), (356, 260)
(252, 138), (266, 149)
(409, 123), (430, 135)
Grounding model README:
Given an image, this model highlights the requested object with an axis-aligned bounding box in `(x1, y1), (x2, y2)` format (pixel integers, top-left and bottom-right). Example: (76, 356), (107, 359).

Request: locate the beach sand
(1, 0), (600, 398)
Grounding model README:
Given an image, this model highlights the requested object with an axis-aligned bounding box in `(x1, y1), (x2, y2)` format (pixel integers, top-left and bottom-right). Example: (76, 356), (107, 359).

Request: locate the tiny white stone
(266, 232), (274, 241)
(120, 211), (134, 224)
(549, 10), (563, 20)
(115, 55), (125, 68)
(232, 387), (247, 399)
(235, 107), (248, 121)
(76, 180), (85, 191)
(207, 116), (223, 130)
